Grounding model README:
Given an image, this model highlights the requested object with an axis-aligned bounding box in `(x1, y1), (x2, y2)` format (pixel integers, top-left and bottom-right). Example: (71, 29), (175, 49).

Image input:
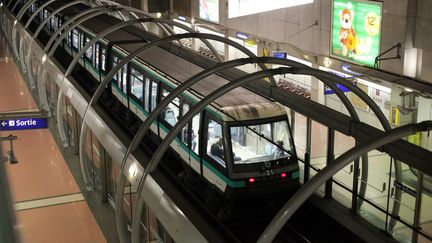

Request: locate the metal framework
(0, 149), (17, 243)
(56, 22), (242, 188)
(127, 60), (392, 242)
(1, 1), (422, 241)
(257, 121), (432, 243)
(75, 32), (277, 242)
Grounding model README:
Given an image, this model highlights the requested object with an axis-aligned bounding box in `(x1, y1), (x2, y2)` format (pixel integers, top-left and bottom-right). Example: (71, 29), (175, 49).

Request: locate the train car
(10, 0), (300, 208)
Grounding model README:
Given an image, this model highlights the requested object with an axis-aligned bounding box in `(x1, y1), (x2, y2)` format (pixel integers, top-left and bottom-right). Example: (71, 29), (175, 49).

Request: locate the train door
(159, 84), (180, 140)
(202, 112), (229, 191)
(128, 65), (145, 120)
(179, 99), (201, 173)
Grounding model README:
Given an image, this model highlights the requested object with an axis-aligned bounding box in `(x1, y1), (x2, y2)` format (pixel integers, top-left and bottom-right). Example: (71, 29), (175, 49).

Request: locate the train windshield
(230, 118), (292, 165)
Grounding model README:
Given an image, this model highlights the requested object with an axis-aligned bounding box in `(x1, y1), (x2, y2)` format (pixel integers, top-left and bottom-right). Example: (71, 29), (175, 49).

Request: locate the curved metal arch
(47, 6), (222, 63)
(16, 0), (38, 20)
(121, 59), (359, 242)
(43, 6), (110, 53)
(93, 1), (149, 32)
(24, 0), (68, 29)
(129, 67), (294, 243)
(18, 0), (56, 73)
(71, 32), (278, 242)
(10, 1), (20, 13)
(257, 121), (432, 243)
(290, 68), (402, 227)
(5, 0), (13, 8)
(112, 57), (375, 242)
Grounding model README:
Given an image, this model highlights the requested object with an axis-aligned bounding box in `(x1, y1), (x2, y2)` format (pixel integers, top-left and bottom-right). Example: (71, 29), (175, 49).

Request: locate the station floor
(0, 34), (112, 242)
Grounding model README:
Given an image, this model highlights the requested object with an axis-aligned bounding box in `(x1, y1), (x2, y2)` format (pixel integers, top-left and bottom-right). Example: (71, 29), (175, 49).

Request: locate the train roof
(76, 12), (274, 111)
(220, 102), (287, 122)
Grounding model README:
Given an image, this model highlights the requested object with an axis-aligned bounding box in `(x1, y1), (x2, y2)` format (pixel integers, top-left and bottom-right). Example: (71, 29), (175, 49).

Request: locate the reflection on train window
(150, 81), (158, 111)
(207, 119), (225, 167)
(112, 56), (119, 81)
(121, 65), (127, 93)
(100, 47), (106, 72)
(79, 33), (85, 50)
(144, 77), (150, 112)
(65, 31), (71, 47)
(230, 119), (291, 165)
(130, 67), (143, 101)
(181, 102), (190, 145)
(160, 89), (179, 127)
(94, 43), (100, 70)
(191, 113), (200, 153)
(43, 9), (48, 19)
(71, 29), (79, 50)
(84, 37), (93, 61)
(50, 16), (60, 32)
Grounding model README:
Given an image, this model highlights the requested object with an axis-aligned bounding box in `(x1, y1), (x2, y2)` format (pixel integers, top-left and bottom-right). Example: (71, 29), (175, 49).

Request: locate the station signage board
(330, 0), (382, 67)
(273, 51), (287, 59)
(321, 67), (354, 95)
(324, 83), (351, 95)
(0, 118), (48, 131)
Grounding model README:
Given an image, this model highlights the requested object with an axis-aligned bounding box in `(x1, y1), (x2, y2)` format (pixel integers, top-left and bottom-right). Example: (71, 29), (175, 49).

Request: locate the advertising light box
(199, 0), (219, 23)
(331, 0), (382, 67)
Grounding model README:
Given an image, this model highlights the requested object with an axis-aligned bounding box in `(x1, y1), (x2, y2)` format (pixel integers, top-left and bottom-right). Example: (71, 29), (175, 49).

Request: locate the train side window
(191, 113), (200, 154)
(150, 80), (158, 112)
(207, 119), (225, 167)
(65, 31), (71, 47)
(181, 102), (190, 146)
(180, 101), (200, 153)
(84, 37), (93, 61)
(160, 89), (179, 127)
(112, 56), (118, 81)
(121, 65), (128, 93)
(79, 32), (85, 51)
(94, 43), (100, 70)
(71, 29), (79, 50)
(130, 67), (143, 101)
(144, 77), (150, 112)
(100, 46), (106, 72)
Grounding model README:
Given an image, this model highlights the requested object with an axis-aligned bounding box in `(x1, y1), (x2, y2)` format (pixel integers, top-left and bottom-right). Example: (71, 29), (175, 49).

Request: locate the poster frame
(330, 0), (383, 67)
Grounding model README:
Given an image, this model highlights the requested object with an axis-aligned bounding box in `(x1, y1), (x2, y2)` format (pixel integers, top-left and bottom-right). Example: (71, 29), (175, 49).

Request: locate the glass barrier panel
(359, 150), (391, 212)
(420, 172), (432, 241)
(292, 111), (307, 160)
(391, 221), (413, 242)
(386, 159), (417, 241)
(310, 120), (327, 171)
(309, 120), (328, 196)
(359, 200), (386, 231)
(333, 131), (355, 195)
(333, 183), (352, 208)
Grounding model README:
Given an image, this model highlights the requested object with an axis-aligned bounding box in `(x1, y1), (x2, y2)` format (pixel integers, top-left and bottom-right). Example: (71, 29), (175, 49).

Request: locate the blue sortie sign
(0, 118), (48, 131)
(324, 83), (351, 95)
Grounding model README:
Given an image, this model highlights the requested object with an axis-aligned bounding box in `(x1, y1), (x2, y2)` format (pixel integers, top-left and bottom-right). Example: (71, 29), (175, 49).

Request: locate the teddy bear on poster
(339, 8), (357, 56)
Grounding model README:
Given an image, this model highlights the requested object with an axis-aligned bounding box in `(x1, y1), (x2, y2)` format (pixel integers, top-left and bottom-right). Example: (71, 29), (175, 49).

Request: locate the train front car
(216, 103), (300, 201)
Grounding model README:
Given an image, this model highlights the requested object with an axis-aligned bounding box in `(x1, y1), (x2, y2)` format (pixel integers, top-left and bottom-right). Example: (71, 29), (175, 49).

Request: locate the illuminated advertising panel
(199, 0), (219, 23)
(331, 0), (382, 67)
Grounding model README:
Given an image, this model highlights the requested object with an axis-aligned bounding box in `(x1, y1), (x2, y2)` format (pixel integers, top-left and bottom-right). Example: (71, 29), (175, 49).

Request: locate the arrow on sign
(1, 121), (6, 127)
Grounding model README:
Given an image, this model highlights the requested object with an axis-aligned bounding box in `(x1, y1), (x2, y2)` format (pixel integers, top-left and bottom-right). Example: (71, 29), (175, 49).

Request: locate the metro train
(9, 0), (300, 208)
